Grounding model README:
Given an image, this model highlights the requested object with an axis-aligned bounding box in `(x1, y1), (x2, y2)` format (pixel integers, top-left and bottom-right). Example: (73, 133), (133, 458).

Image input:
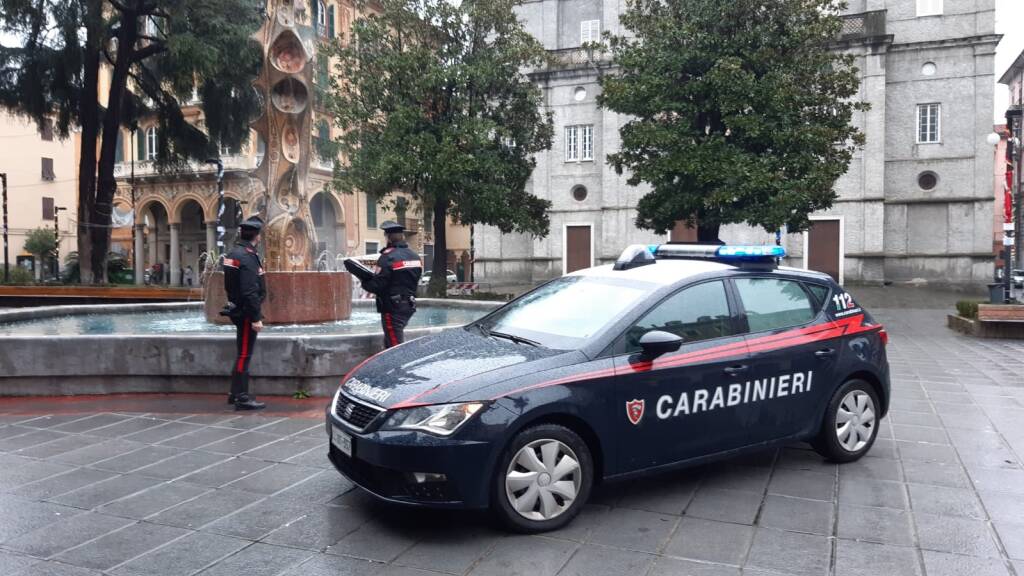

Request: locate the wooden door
(807, 219), (841, 282)
(565, 225), (592, 273)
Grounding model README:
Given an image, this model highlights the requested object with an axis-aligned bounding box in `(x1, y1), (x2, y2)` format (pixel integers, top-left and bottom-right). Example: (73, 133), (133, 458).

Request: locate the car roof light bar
(613, 243), (787, 270)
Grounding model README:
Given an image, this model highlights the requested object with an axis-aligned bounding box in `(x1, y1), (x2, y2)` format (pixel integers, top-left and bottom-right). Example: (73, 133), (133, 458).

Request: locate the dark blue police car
(327, 244), (890, 532)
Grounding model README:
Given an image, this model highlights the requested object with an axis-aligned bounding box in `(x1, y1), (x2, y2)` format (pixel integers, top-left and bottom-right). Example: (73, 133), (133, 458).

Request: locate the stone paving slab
(1, 305), (1024, 575)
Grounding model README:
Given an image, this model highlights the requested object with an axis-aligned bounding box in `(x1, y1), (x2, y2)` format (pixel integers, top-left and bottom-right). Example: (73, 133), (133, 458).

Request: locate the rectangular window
(365, 241), (379, 255)
(916, 103), (940, 143)
(42, 197), (54, 220)
(146, 128), (158, 160)
(41, 157), (55, 181)
(40, 119), (54, 141)
(916, 0), (942, 16)
(423, 243), (434, 272)
(565, 125), (594, 162)
(328, 5), (336, 38)
(423, 205), (433, 235)
(114, 130), (124, 163)
(580, 19), (601, 44)
(366, 197), (377, 228)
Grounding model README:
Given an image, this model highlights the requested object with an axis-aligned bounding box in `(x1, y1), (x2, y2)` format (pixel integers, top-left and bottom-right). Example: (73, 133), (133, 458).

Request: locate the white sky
(994, 0), (1024, 123)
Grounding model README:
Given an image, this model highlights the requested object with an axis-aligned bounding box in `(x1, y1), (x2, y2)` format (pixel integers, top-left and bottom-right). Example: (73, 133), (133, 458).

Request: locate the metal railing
(113, 154), (256, 178)
(839, 10), (887, 41)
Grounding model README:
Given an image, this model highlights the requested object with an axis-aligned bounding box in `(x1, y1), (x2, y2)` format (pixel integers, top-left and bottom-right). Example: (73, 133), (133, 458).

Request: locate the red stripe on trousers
(237, 318), (251, 373)
(385, 313), (398, 346)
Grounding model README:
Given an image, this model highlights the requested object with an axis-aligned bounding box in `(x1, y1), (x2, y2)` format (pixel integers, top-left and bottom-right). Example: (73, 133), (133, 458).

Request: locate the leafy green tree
(23, 227), (58, 263)
(599, 0), (865, 241)
(324, 0), (554, 296)
(0, 0), (262, 283)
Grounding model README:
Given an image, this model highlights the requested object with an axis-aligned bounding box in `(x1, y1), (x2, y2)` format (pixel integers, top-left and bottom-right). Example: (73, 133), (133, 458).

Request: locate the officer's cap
(380, 220), (405, 233)
(240, 215), (264, 232)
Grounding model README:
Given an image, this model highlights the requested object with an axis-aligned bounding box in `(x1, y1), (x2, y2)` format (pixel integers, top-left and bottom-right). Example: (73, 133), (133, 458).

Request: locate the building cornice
(887, 34), (1002, 54)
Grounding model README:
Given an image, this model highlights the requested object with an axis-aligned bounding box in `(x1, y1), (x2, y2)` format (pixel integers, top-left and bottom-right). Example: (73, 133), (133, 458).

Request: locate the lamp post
(53, 206), (67, 281)
(131, 126), (137, 279)
(204, 158), (225, 260)
(2, 173), (8, 283)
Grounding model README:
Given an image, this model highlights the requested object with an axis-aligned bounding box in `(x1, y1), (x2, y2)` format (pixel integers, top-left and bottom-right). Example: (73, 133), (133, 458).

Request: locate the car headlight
(381, 402), (485, 436)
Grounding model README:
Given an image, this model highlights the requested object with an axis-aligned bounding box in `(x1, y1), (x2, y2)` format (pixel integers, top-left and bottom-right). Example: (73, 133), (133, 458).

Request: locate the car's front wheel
(492, 424), (593, 533)
(812, 379), (880, 462)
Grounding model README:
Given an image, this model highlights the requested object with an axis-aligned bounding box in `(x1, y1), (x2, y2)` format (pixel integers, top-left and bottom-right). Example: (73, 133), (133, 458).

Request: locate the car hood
(340, 328), (582, 409)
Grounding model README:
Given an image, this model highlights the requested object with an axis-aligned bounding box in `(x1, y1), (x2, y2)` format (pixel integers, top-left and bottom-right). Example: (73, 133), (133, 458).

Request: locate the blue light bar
(716, 245), (786, 259)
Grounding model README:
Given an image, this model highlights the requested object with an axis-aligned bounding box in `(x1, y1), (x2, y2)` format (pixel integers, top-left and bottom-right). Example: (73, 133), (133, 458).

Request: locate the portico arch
(136, 197), (171, 284)
(310, 189), (347, 268)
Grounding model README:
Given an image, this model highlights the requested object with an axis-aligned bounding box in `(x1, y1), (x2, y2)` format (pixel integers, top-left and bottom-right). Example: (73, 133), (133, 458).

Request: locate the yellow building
(0, 111), (78, 280)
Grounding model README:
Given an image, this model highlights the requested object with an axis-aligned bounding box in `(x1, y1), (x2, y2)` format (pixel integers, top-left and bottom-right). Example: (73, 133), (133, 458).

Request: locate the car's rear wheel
(812, 379), (880, 462)
(492, 424), (592, 533)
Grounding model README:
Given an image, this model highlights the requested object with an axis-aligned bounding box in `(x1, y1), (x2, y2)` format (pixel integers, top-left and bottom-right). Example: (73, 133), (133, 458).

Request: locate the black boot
(227, 394), (236, 405)
(234, 394), (266, 411)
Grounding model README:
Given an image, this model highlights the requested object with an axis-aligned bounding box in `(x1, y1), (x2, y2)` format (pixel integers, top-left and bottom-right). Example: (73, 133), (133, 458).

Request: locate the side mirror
(638, 330), (683, 358)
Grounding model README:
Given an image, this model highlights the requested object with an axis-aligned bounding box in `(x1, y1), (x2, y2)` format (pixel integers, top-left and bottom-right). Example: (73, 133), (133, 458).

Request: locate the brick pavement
(1, 303), (1024, 575)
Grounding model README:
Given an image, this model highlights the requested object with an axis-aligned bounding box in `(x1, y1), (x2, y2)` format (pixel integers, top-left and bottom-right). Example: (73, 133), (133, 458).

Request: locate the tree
(599, 0), (865, 241)
(0, 0), (263, 283)
(324, 0), (554, 296)
(23, 227), (58, 261)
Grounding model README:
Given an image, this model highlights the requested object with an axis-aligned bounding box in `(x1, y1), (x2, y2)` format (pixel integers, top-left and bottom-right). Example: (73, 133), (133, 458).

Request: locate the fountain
(203, 0), (350, 325)
(0, 0), (504, 398)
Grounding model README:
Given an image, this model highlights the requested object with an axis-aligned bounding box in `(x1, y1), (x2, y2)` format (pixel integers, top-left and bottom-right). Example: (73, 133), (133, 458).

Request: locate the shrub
(956, 300), (981, 319)
(1, 267), (35, 285)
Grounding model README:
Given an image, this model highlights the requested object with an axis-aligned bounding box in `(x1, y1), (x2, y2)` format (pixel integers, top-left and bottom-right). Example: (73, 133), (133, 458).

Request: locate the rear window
(804, 283), (831, 311)
(735, 278), (816, 333)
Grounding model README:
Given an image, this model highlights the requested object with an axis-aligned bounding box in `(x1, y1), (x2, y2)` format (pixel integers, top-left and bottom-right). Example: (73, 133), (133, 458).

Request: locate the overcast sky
(994, 0), (1024, 123)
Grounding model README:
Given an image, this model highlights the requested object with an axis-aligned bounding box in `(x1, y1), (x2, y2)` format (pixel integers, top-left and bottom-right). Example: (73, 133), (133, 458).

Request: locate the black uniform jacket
(223, 241), (267, 322)
(363, 242), (422, 311)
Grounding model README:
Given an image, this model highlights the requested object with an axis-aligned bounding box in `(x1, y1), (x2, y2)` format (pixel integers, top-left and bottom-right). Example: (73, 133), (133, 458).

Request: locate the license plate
(331, 426), (353, 457)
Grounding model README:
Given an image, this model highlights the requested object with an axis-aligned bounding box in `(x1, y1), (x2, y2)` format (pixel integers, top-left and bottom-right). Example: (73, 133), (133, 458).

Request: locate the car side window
(804, 283), (830, 311)
(735, 278), (816, 333)
(623, 280), (735, 352)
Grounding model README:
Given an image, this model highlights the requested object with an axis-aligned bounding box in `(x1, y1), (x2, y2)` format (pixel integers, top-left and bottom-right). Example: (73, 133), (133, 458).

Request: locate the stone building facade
(475, 0), (1001, 288)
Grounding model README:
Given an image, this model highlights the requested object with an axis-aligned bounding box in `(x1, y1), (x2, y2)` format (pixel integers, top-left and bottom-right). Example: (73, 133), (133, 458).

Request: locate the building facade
(476, 0), (1000, 288)
(0, 111), (78, 281)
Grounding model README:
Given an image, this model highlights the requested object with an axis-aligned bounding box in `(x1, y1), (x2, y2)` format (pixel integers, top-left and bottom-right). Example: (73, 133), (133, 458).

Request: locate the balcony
(113, 154), (257, 179)
(533, 46), (612, 74)
(838, 10), (887, 43)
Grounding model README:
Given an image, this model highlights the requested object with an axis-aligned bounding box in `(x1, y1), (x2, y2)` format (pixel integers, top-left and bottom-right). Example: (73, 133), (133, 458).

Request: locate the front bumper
(326, 411), (495, 509)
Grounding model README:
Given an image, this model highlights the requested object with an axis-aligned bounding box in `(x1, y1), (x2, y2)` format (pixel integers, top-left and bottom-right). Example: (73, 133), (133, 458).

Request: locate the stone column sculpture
(251, 0), (319, 272)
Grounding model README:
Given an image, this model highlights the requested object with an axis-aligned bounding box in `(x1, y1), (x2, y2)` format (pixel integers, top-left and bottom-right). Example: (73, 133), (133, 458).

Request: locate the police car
(327, 243), (890, 532)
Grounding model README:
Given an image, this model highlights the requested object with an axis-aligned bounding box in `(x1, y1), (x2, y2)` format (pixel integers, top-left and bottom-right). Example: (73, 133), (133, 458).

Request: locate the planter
(947, 313), (1024, 339)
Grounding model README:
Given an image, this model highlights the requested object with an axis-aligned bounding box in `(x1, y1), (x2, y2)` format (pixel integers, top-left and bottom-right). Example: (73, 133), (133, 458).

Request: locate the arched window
(145, 127), (158, 161)
(317, 1), (328, 37)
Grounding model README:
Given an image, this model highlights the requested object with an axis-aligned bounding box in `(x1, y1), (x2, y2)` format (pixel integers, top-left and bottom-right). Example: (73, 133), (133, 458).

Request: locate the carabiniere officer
(362, 221), (422, 348)
(221, 216), (268, 411)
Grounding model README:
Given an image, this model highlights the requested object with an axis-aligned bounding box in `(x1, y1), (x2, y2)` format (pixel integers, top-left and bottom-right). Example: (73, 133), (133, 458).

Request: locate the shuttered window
(41, 158), (55, 181)
(42, 197), (54, 220)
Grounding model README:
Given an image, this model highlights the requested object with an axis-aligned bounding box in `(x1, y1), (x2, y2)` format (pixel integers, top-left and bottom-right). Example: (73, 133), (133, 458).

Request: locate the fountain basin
(203, 271), (352, 324)
(0, 300), (499, 397)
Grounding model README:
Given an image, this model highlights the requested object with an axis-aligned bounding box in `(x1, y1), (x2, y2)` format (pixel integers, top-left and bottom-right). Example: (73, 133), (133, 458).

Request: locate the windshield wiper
(488, 330), (540, 347)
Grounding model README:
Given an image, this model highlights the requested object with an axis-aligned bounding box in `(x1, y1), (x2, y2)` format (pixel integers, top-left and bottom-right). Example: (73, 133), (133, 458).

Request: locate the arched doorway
(177, 199), (206, 287)
(140, 201), (170, 284)
(310, 191), (345, 269)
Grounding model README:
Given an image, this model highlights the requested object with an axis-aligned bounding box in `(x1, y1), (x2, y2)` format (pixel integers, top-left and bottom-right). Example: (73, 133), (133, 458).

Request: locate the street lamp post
(1, 173), (8, 283)
(131, 126), (137, 280)
(204, 158), (225, 260)
(53, 206), (67, 281)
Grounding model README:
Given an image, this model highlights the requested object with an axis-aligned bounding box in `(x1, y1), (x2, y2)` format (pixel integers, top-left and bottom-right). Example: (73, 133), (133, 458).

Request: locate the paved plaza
(2, 294), (1024, 575)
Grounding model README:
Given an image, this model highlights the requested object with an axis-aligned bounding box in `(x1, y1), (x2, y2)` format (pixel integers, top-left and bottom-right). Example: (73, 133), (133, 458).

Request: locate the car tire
(812, 379), (880, 463)
(492, 424), (593, 533)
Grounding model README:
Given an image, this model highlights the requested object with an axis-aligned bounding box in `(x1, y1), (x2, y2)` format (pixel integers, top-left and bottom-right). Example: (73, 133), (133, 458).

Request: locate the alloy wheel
(505, 439), (582, 521)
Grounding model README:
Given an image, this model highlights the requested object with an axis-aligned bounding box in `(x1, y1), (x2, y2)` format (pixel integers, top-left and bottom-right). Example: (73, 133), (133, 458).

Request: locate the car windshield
(475, 275), (651, 349)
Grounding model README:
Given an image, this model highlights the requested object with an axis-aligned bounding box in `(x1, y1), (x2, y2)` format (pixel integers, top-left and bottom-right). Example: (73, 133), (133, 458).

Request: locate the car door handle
(723, 365), (749, 375)
(815, 348), (836, 358)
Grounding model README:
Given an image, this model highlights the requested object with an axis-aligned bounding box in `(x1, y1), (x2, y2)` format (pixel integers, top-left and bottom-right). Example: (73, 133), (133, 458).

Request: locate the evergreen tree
(599, 0), (865, 241)
(323, 0), (553, 296)
(0, 0), (262, 282)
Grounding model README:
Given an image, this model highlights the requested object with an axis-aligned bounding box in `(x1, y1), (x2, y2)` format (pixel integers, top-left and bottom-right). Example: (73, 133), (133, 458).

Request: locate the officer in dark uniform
(362, 221), (422, 348)
(222, 216), (268, 411)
